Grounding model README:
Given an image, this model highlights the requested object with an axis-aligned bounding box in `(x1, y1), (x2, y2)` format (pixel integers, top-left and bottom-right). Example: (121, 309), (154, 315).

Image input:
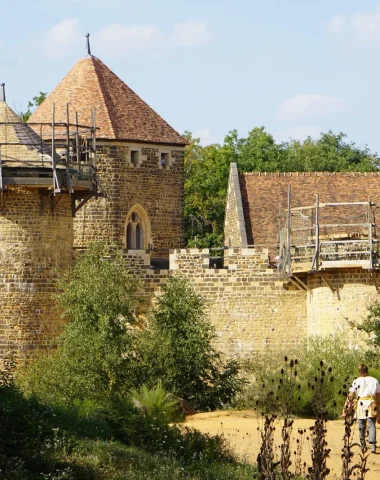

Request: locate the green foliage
(135, 277), (244, 410)
(184, 132), (231, 247)
(235, 334), (363, 418)
(357, 300), (380, 353)
(23, 251), (242, 411)
(130, 381), (183, 424)
(0, 379), (255, 479)
(21, 91), (47, 122)
(184, 129), (379, 246)
(22, 242), (142, 403)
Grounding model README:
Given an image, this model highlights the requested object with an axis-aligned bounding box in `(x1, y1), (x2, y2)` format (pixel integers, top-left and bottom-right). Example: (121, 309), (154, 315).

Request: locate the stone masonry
(74, 142), (185, 253)
(122, 247), (307, 357)
(0, 189), (73, 360)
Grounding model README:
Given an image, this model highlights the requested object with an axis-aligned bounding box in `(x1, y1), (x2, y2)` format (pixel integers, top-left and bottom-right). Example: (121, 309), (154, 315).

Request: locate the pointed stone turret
(29, 56), (186, 145)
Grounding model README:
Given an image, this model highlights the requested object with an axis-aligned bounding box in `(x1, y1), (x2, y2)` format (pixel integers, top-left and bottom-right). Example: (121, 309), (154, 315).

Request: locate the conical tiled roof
(0, 101), (54, 167)
(29, 56), (187, 145)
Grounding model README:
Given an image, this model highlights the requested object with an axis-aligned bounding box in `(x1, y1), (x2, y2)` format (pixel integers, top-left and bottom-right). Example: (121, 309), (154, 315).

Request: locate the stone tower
(29, 45), (187, 259)
(0, 91), (99, 361)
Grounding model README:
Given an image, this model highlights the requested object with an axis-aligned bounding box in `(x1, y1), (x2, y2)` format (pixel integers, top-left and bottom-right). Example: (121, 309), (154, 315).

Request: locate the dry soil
(184, 411), (380, 479)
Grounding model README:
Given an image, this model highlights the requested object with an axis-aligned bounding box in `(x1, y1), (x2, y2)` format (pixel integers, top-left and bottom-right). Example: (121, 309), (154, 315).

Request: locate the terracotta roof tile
(29, 56), (187, 145)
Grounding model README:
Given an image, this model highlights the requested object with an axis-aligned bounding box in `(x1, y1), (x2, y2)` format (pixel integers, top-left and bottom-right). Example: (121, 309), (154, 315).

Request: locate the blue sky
(1, 0), (380, 150)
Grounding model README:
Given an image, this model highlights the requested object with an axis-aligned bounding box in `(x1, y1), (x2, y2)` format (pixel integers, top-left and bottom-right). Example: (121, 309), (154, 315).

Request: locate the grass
(58, 439), (258, 479)
(0, 383), (256, 480)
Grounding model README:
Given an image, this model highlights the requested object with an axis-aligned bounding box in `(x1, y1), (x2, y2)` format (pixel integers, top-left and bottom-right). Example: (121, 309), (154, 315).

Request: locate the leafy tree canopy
(23, 242), (143, 403)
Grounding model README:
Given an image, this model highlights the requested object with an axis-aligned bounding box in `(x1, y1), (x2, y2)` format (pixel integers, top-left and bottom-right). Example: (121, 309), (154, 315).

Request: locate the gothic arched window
(125, 206), (150, 250)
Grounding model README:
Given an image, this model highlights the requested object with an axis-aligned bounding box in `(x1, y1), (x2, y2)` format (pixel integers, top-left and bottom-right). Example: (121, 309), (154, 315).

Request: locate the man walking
(347, 364), (380, 453)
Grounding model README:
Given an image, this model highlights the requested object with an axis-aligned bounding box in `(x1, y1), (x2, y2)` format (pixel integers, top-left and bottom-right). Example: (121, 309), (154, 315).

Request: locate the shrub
(135, 277), (244, 410)
(130, 381), (184, 425)
(235, 334), (364, 418)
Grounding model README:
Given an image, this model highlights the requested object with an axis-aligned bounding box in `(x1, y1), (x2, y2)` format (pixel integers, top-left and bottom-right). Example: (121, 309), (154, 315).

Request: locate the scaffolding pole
(369, 196), (373, 270)
(286, 185), (291, 273)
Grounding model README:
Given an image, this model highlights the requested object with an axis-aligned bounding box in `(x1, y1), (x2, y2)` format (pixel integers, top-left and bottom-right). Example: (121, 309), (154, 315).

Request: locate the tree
(23, 243), (143, 403)
(184, 132), (234, 247)
(21, 92), (47, 122)
(284, 131), (379, 172)
(136, 277), (243, 410)
(237, 126), (286, 172)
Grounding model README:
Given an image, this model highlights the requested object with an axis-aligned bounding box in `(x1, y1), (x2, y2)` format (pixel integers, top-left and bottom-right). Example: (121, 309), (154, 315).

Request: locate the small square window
(131, 150), (139, 167)
(160, 152), (169, 169)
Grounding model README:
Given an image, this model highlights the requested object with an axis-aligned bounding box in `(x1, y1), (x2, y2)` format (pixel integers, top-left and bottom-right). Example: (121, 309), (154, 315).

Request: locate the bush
(134, 277), (244, 410)
(130, 381), (184, 425)
(22, 248), (242, 412)
(235, 334), (364, 418)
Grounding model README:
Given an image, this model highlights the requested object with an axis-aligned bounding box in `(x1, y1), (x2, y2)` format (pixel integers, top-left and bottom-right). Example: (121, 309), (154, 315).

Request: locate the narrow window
(160, 152), (169, 169)
(127, 222), (135, 249)
(131, 150), (139, 167)
(136, 223), (143, 249)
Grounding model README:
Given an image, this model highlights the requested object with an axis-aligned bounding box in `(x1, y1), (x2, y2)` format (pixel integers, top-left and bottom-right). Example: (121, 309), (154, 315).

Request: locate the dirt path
(184, 411), (380, 479)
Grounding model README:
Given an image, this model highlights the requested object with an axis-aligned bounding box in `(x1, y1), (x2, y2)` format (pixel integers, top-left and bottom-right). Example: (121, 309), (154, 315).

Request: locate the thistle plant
(306, 361), (331, 480)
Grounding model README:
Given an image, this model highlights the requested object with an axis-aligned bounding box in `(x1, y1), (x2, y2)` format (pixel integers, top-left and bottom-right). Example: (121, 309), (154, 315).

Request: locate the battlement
(169, 247), (272, 274)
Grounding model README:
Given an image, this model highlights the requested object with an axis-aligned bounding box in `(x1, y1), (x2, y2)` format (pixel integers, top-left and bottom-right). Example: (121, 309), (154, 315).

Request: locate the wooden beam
(74, 195), (92, 214)
(290, 275), (312, 294)
(372, 271), (380, 292)
(51, 194), (63, 213)
(320, 274), (336, 292)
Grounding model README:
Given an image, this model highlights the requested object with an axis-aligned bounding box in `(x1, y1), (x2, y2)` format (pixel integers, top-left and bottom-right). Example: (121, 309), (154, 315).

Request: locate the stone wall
(74, 142), (185, 254)
(119, 248), (380, 357)
(306, 270), (378, 341)
(119, 247), (307, 357)
(169, 248), (307, 356)
(0, 189), (73, 361)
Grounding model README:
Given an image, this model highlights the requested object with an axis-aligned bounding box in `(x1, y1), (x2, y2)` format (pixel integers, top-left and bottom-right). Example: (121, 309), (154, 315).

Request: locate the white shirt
(349, 376), (380, 419)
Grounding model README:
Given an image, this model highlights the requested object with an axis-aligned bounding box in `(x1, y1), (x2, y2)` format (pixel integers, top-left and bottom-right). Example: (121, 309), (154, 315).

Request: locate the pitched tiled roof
(29, 56), (187, 145)
(240, 171), (380, 256)
(0, 101), (55, 167)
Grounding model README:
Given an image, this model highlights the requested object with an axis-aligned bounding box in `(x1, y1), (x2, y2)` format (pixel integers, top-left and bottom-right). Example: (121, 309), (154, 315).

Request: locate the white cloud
(278, 94), (351, 119)
(327, 15), (347, 34)
(44, 18), (82, 58)
(171, 21), (214, 47)
(327, 7), (380, 45)
(275, 126), (321, 143)
(41, 18), (214, 59)
(351, 7), (380, 44)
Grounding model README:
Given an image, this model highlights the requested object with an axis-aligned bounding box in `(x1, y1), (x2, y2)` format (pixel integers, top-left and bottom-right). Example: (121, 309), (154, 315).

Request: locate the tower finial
(0, 83), (5, 102)
(86, 33), (92, 56)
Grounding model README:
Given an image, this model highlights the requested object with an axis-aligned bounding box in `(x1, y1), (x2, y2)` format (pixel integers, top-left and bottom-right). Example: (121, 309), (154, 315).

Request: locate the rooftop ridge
(90, 56), (116, 138)
(242, 171), (380, 177)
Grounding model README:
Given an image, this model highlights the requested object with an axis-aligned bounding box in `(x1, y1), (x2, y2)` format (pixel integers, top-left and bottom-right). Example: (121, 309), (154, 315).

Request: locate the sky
(1, 0), (380, 150)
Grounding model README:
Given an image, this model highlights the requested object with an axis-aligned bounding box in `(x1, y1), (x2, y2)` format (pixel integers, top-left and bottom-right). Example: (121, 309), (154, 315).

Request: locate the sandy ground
(184, 411), (380, 479)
